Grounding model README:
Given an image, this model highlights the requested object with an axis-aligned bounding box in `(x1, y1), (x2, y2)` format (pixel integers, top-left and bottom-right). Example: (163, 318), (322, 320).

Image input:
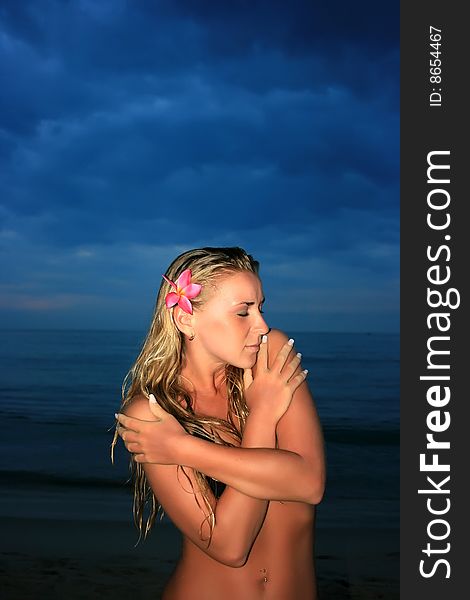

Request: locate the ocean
(0, 329), (399, 533)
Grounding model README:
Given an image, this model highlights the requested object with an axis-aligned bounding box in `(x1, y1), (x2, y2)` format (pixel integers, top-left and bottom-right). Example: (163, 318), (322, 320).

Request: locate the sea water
(0, 329), (399, 532)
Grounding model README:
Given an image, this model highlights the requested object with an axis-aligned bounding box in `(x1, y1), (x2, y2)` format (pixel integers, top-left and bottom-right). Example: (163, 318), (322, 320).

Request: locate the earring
(188, 332), (195, 341)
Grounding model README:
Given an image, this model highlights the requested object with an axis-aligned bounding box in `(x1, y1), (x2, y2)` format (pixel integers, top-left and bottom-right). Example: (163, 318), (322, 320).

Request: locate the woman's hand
(115, 395), (189, 464)
(243, 335), (308, 425)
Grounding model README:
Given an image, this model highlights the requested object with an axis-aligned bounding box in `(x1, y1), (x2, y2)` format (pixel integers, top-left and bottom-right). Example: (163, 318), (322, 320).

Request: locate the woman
(114, 247), (325, 599)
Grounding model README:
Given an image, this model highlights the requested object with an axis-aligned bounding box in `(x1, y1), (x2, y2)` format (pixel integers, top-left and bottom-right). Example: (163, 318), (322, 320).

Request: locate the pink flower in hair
(162, 269), (202, 314)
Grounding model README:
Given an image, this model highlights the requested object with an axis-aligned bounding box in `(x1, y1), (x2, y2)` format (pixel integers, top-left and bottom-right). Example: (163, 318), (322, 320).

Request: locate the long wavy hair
(112, 247), (260, 543)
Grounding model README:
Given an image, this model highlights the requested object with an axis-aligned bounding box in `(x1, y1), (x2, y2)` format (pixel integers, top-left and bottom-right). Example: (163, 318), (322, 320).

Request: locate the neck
(180, 343), (226, 395)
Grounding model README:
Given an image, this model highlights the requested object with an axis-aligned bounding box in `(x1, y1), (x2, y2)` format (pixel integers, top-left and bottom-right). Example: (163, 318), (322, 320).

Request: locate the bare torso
(160, 365), (318, 600)
(162, 499), (316, 600)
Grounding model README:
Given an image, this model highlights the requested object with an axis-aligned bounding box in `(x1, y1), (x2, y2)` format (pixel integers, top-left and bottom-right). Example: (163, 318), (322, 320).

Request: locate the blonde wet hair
(112, 247), (260, 542)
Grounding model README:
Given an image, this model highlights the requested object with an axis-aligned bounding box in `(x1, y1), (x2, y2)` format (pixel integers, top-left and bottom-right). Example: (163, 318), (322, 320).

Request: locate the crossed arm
(116, 329), (325, 566)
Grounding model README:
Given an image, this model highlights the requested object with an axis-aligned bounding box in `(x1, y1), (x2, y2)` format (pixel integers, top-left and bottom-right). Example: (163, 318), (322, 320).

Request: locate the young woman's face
(193, 270), (269, 369)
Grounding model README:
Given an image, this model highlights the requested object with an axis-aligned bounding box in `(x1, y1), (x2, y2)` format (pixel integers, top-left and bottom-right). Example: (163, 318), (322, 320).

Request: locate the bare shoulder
(266, 328), (291, 348)
(270, 329), (325, 490)
(122, 394), (156, 420)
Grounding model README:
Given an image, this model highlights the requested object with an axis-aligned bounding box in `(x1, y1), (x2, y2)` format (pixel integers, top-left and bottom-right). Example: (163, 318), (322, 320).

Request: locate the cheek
(205, 319), (231, 342)
(198, 318), (232, 350)
(201, 315), (244, 339)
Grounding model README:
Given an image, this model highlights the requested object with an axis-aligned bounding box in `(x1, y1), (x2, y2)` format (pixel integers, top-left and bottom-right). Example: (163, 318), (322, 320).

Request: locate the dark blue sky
(0, 0), (399, 332)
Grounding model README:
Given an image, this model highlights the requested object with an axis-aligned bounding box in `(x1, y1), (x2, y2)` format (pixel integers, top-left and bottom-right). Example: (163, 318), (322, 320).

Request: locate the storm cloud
(0, 0), (399, 331)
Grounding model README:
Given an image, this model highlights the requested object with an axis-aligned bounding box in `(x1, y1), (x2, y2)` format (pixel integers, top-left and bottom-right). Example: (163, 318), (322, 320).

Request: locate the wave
(0, 469), (131, 490)
(323, 425), (399, 445)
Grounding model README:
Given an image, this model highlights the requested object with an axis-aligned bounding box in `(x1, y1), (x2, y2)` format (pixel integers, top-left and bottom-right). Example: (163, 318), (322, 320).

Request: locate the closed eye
(238, 309), (264, 317)
(236, 298), (265, 317)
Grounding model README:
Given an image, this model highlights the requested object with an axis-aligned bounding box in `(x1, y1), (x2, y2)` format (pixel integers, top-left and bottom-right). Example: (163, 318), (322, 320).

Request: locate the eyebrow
(234, 298), (265, 307)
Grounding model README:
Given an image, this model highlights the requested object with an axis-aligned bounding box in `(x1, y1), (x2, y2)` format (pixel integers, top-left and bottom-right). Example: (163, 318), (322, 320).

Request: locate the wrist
(242, 410), (277, 448)
(172, 432), (194, 466)
(246, 407), (279, 428)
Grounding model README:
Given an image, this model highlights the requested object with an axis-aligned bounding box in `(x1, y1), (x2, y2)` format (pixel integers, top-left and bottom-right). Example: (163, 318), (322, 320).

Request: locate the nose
(253, 312), (269, 337)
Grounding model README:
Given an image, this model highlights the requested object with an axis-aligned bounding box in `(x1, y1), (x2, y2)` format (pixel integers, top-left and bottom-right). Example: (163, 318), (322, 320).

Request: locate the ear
(172, 305), (195, 338)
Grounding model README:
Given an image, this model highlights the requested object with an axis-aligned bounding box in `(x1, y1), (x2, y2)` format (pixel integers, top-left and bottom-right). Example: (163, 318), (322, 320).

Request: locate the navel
(259, 567), (268, 583)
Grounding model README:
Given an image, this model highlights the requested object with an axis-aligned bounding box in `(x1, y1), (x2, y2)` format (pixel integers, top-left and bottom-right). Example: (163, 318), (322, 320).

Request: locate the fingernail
(288, 338), (294, 346)
(114, 413), (119, 419)
(296, 352), (302, 358)
(303, 369), (309, 375)
(149, 394), (157, 403)
(262, 335), (267, 343)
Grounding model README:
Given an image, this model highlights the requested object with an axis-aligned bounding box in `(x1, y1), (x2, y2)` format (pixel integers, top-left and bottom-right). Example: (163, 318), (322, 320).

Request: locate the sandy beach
(0, 516), (398, 599)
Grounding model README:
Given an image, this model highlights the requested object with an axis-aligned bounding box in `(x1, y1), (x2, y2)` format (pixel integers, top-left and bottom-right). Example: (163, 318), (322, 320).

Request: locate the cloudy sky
(0, 0), (399, 332)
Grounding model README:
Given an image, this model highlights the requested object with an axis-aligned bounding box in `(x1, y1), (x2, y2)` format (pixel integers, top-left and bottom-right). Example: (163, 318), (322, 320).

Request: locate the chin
(245, 354), (259, 368)
(227, 355), (257, 370)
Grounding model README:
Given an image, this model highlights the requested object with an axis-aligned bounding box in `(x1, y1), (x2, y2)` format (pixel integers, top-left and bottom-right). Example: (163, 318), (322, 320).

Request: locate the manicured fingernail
(114, 413), (119, 419)
(296, 352), (302, 358)
(303, 369), (309, 375)
(149, 394), (157, 403)
(262, 335), (267, 343)
(288, 338), (294, 346)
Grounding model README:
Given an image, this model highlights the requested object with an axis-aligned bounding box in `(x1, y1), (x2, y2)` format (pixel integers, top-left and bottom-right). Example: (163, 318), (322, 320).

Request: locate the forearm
(207, 412), (274, 565)
(176, 412), (315, 502)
